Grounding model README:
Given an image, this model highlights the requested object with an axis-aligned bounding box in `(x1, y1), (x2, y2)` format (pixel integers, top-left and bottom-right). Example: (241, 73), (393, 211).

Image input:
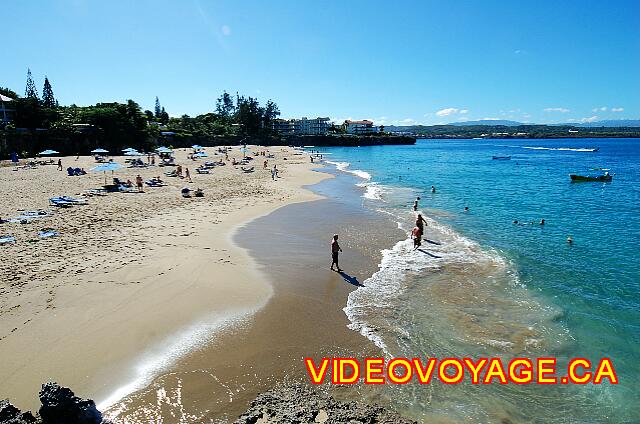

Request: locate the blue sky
(3, 0), (639, 125)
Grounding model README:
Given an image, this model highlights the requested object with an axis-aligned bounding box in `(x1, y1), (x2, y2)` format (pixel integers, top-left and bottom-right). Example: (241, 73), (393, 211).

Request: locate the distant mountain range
(447, 119), (523, 126)
(442, 119), (640, 128)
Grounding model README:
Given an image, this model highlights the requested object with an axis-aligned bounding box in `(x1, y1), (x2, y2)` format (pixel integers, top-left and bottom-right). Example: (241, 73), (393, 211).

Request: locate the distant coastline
(386, 123), (640, 139)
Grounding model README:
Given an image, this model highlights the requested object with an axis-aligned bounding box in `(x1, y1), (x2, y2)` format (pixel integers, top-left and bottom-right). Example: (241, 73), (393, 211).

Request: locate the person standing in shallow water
(413, 196), (420, 211)
(416, 213), (427, 234)
(331, 234), (343, 272)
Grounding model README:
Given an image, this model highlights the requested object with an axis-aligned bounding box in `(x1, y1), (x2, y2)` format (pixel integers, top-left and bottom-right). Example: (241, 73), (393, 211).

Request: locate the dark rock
(0, 399), (37, 424)
(38, 383), (103, 424)
(234, 382), (416, 424)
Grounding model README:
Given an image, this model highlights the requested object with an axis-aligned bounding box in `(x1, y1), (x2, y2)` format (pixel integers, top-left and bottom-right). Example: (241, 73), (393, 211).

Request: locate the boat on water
(492, 156), (511, 160)
(570, 173), (612, 182)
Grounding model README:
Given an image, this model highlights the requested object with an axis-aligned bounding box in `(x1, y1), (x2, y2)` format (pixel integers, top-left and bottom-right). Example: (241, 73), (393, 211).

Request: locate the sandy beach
(0, 146), (330, 413)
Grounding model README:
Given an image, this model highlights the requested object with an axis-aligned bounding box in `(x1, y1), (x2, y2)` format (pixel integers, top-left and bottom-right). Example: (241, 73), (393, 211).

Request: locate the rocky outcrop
(38, 383), (103, 424)
(0, 400), (36, 424)
(234, 382), (417, 424)
(0, 383), (106, 424)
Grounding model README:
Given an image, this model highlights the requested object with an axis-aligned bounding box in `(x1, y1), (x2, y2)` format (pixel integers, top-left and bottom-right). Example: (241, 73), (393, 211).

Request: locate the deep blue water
(310, 138), (640, 423)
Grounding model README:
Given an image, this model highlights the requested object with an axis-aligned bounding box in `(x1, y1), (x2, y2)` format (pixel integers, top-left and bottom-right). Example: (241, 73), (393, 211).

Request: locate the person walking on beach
(413, 196), (420, 211)
(185, 167), (192, 182)
(411, 226), (422, 250)
(57, 158), (62, 171)
(331, 234), (343, 272)
(135, 174), (143, 192)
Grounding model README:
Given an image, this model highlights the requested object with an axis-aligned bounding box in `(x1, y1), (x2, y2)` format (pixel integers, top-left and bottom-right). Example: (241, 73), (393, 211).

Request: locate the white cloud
(611, 107), (624, 112)
(544, 107), (570, 113)
(435, 107), (468, 117)
(436, 108), (458, 117)
(592, 106), (607, 112)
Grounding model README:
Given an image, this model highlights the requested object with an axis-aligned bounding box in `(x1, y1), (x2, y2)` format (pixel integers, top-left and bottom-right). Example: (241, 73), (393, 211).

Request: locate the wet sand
(104, 169), (405, 422)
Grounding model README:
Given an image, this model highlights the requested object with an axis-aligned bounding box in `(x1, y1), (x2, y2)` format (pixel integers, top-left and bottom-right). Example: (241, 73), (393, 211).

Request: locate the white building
(272, 117), (330, 135)
(0, 94), (15, 123)
(343, 119), (376, 134)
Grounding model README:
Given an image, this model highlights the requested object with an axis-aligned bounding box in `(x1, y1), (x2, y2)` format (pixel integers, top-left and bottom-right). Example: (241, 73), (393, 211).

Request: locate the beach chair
(0, 236), (16, 245)
(49, 197), (75, 208)
(59, 196), (88, 205)
(38, 229), (59, 238)
(196, 168), (210, 174)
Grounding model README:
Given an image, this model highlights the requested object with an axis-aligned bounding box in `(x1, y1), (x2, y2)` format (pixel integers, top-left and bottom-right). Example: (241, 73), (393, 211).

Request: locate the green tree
(25, 68), (39, 99)
(144, 110), (154, 121)
(42, 77), (56, 108)
(154, 96), (161, 118)
(0, 87), (19, 99)
(216, 91), (235, 119)
(159, 106), (169, 124)
(262, 100), (280, 133)
(235, 96), (264, 136)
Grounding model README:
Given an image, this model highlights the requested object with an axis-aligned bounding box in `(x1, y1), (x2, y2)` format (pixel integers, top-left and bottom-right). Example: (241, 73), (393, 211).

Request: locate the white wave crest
(325, 160), (372, 180)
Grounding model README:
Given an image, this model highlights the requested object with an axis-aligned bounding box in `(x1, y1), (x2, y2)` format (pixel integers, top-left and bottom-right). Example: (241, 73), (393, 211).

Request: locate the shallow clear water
(310, 139), (640, 423)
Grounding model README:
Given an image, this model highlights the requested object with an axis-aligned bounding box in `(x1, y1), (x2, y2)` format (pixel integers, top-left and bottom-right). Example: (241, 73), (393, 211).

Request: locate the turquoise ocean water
(309, 138), (639, 423)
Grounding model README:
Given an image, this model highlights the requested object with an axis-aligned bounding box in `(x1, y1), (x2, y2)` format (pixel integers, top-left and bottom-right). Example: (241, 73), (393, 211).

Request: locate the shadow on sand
(417, 248), (442, 258)
(336, 270), (365, 287)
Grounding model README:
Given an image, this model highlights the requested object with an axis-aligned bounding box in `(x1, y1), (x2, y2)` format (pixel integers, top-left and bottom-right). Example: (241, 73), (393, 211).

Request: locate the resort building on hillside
(343, 119), (376, 134)
(0, 94), (16, 123)
(271, 117), (330, 135)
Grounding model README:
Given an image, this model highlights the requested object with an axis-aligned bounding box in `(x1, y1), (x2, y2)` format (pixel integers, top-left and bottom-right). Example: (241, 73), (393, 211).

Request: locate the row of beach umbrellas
(38, 145), (209, 157)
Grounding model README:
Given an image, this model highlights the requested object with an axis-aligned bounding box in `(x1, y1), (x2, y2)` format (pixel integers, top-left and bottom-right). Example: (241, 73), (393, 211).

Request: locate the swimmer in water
(567, 236), (573, 245)
(431, 185), (436, 193)
(464, 206), (469, 212)
(540, 219), (545, 225)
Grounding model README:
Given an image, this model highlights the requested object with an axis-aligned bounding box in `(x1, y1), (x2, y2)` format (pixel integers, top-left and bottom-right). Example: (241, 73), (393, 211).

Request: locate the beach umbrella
(92, 162), (123, 184)
(124, 150), (143, 156)
(156, 146), (173, 154)
(191, 144), (204, 150)
(38, 149), (60, 156)
(193, 151), (208, 158)
(122, 147), (136, 153)
(91, 148), (109, 154)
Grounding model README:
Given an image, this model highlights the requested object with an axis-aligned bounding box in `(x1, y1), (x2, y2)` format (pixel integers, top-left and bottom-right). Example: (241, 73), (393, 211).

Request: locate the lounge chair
(38, 229), (59, 238)
(196, 168), (210, 174)
(145, 179), (166, 187)
(49, 197), (75, 208)
(60, 196), (88, 204)
(0, 236), (16, 245)
(241, 166), (255, 173)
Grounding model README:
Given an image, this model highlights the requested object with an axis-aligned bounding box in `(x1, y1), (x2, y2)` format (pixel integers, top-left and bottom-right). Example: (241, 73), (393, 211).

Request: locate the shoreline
(0, 146), (330, 413)
(102, 165), (404, 422)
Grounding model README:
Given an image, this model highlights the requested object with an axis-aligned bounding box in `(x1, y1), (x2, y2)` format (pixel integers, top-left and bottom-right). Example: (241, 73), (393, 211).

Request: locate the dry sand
(0, 146), (329, 411)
